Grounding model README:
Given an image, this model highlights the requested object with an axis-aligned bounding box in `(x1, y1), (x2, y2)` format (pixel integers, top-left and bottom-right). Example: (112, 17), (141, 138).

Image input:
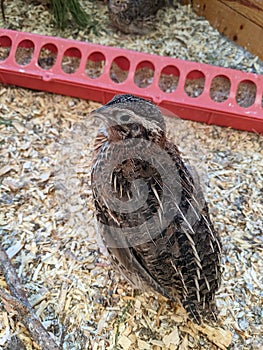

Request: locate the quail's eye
(119, 114), (131, 122)
(131, 124), (140, 132)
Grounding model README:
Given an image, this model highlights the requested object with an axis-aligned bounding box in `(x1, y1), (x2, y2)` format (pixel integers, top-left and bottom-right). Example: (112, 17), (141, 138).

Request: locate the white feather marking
(182, 227), (195, 247)
(108, 210), (121, 226)
(113, 174), (117, 192)
(195, 258), (202, 270)
(197, 268), (201, 280)
(202, 295), (206, 309)
(171, 261), (188, 296)
(204, 276), (211, 291)
(187, 187), (218, 245)
(200, 213), (216, 241)
(158, 208), (163, 226)
(168, 198), (197, 237)
(110, 171), (113, 184)
(216, 238), (222, 254)
(186, 198), (201, 221)
(170, 260), (178, 273)
(145, 224), (157, 246)
(151, 185), (163, 212)
(183, 216), (197, 236)
(194, 276), (201, 302)
(135, 182), (141, 197)
(164, 191), (196, 238)
(181, 227), (202, 269)
(102, 195), (109, 208)
(209, 239), (215, 252)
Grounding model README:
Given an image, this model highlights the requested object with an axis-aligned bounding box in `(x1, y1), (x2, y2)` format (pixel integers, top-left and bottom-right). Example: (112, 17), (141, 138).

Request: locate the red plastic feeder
(0, 29), (262, 134)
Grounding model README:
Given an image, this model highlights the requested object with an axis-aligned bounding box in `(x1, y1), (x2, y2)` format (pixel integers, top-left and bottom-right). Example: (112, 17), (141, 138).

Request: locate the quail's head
(91, 94), (166, 144)
(108, 0), (129, 14)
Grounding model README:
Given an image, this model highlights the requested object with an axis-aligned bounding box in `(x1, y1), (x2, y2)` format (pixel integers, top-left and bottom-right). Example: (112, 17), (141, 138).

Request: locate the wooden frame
(182, 0), (263, 61)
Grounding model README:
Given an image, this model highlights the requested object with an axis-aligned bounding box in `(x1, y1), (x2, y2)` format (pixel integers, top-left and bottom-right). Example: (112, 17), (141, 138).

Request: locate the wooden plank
(192, 0), (263, 60)
(220, 0), (263, 28)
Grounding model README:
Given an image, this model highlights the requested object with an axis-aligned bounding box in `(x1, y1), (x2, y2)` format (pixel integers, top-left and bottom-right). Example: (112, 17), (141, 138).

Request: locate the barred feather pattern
(91, 94), (222, 324)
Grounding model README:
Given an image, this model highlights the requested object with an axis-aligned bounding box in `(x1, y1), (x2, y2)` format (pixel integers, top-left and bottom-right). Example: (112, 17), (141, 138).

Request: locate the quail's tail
(183, 301), (202, 324)
(183, 300), (218, 324)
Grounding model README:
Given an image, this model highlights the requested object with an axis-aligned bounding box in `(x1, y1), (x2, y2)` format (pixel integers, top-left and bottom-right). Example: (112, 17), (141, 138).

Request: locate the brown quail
(91, 94), (222, 324)
(108, 0), (167, 34)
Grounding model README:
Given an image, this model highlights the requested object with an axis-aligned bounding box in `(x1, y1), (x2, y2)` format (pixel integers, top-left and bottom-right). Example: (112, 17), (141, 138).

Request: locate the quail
(108, 0), (167, 34)
(91, 94), (222, 324)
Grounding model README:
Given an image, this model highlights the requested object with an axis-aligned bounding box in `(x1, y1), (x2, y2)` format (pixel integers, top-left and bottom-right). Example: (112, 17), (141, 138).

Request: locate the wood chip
(163, 328), (180, 347)
(6, 242), (24, 259)
(1, 178), (20, 191)
(118, 335), (133, 350)
(178, 336), (188, 350)
(196, 324), (233, 349)
(12, 121), (26, 133)
(138, 338), (151, 349)
(38, 171), (52, 182)
(0, 165), (13, 176)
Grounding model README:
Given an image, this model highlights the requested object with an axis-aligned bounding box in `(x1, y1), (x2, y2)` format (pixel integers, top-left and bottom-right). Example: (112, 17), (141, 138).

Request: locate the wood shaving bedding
(0, 1), (263, 349)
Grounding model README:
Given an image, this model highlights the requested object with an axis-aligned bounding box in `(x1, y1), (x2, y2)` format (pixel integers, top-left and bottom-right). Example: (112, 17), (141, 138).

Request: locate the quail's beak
(91, 111), (107, 124)
(91, 108), (115, 127)
(91, 111), (106, 122)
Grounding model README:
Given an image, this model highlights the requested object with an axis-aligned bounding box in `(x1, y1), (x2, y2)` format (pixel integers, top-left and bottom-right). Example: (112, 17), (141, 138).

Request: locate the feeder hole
(184, 70), (205, 98)
(236, 80), (257, 108)
(159, 65), (180, 93)
(38, 43), (58, 70)
(134, 61), (155, 88)
(110, 56), (130, 83)
(61, 47), (81, 74)
(0, 36), (12, 61)
(15, 39), (35, 66)
(86, 52), (106, 79)
(210, 75), (231, 103)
